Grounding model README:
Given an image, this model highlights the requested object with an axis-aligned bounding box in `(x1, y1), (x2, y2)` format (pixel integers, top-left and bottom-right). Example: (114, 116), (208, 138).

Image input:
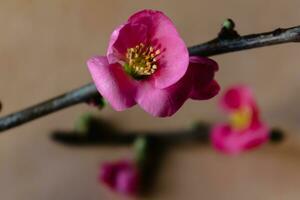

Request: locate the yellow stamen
(125, 43), (160, 77)
(229, 107), (252, 131)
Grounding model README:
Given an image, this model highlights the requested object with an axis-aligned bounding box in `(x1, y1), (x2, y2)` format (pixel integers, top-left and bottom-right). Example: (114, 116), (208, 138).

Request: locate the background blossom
(211, 85), (269, 154)
(99, 160), (139, 196)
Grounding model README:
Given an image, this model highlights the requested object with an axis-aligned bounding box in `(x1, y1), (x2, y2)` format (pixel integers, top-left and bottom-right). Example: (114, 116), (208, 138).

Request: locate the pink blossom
(99, 160), (139, 196)
(211, 85), (269, 154)
(87, 10), (219, 117)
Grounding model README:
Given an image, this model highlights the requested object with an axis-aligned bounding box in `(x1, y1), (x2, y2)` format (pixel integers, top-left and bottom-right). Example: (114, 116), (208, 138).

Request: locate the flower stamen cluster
(229, 107), (252, 131)
(125, 43), (160, 78)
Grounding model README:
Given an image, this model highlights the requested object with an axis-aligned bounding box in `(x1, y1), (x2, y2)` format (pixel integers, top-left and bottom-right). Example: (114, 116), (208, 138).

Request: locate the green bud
(134, 136), (148, 165)
(223, 19), (235, 30)
(74, 113), (93, 134)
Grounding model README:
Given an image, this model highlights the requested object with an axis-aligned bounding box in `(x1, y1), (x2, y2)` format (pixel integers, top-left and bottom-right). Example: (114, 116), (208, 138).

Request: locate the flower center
(229, 107), (252, 131)
(124, 43), (160, 79)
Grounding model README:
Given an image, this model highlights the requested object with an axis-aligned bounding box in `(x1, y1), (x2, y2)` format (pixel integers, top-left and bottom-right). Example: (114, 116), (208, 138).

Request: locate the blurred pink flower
(87, 10), (219, 117)
(211, 85), (269, 154)
(99, 160), (139, 196)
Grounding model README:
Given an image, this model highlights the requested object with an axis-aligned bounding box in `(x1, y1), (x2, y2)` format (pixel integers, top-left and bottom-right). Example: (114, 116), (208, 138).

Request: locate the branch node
(218, 18), (240, 40)
(273, 28), (284, 36)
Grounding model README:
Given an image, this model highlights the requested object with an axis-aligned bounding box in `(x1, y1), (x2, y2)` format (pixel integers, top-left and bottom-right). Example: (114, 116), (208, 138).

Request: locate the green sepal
(74, 113), (93, 134)
(134, 136), (148, 166)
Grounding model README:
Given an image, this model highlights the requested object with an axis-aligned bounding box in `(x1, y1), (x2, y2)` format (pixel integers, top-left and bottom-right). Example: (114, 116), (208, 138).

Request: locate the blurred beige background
(1, 0), (300, 199)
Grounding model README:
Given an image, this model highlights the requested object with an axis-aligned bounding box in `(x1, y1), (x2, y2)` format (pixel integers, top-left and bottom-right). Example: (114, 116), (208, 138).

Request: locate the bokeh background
(1, 0), (300, 199)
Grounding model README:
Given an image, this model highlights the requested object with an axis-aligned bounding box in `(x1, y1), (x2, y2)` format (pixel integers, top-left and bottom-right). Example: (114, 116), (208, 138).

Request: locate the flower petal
(116, 167), (139, 195)
(135, 77), (191, 117)
(99, 163), (116, 188)
(187, 56), (220, 100)
(107, 24), (124, 64)
(99, 160), (139, 196)
(150, 35), (189, 89)
(135, 55), (220, 117)
(87, 56), (137, 111)
(107, 23), (148, 64)
(190, 80), (220, 100)
(129, 10), (189, 89)
(211, 123), (269, 155)
(220, 85), (254, 111)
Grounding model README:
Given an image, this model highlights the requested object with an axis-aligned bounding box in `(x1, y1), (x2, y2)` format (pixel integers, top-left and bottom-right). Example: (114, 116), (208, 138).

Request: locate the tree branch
(1, 25), (300, 132)
(51, 117), (284, 146)
(189, 26), (300, 56)
(0, 83), (99, 131)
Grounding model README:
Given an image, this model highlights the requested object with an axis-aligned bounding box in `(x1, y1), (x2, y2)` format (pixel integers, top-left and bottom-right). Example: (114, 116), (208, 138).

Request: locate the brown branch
(51, 117), (284, 146)
(1, 25), (300, 132)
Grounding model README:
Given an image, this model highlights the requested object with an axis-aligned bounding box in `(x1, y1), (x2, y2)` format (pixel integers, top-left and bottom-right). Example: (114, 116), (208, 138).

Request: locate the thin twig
(1, 25), (300, 132)
(0, 83), (99, 131)
(51, 117), (283, 146)
(52, 126), (210, 146)
(189, 26), (300, 56)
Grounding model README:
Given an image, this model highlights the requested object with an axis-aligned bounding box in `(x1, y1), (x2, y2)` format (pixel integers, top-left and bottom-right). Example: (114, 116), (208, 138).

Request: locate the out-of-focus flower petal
(210, 85), (269, 155)
(100, 162), (117, 188)
(220, 85), (254, 111)
(116, 167), (139, 195)
(211, 123), (269, 154)
(99, 160), (139, 196)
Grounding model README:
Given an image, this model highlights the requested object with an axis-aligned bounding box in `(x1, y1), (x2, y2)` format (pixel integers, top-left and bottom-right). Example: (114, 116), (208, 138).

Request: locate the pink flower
(211, 85), (269, 154)
(87, 10), (219, 117)
(99, 160), (139, 196)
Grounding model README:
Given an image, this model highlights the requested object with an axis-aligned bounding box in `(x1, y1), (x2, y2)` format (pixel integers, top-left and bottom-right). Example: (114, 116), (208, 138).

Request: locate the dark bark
(1, 25), (300, 132)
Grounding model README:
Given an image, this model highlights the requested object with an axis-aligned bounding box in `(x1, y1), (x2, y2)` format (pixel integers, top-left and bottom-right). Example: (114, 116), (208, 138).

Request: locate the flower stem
(1, 25), (300, 132)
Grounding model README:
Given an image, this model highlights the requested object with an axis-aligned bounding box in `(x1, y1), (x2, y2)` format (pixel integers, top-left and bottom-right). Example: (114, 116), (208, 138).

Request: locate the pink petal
(190, 80), (220, 100)
(220, 85), (254, 112)
(107, 23), (148, 64)
(87, 56), (137, 111)
(219, 85), (262, 127)
(128, 10), (189, 89)
(106, 24), (124, 64)
(150, 35), (189, 89)
(99, 163), (115, 188)
(128, 9), (159, 25)
(99, 160), (139, 195)
(211, 123), (269, 155)
(135, 55), (220, 117)
(135, 77), (191, 117)
(116, 167), (139, 195)
(187, 56), (220, 100)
